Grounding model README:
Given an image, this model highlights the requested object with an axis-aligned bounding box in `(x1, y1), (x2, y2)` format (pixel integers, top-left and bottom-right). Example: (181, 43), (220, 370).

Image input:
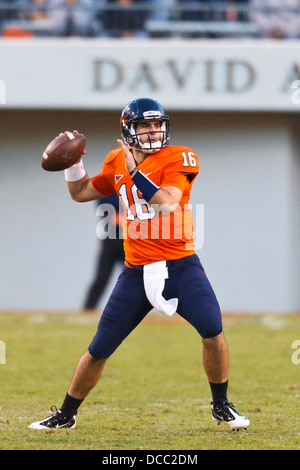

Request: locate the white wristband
(64, 159), (86, 182)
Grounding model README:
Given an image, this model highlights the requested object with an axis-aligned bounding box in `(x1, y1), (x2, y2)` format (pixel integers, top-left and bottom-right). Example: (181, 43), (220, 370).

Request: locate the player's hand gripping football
(41, 130), (86, 172)
(60, 130), (86, 161)
(117, 139), (136, 174)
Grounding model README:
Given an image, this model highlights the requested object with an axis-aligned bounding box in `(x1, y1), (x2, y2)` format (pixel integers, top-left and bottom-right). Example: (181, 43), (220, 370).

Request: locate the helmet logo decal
(143, 110), (163, 119)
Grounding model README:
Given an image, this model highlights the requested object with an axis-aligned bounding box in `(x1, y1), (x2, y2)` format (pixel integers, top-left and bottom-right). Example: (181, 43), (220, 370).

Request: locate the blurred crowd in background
(0, 0), (300, 39)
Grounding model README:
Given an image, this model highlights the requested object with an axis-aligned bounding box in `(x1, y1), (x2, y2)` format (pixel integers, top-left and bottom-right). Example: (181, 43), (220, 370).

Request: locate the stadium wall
(0, 39), (299, 314)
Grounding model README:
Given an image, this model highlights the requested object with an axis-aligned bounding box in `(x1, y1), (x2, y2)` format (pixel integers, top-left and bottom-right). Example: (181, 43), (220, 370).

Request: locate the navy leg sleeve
(164, 255), (223, 339)
(88, 266), (153, 358)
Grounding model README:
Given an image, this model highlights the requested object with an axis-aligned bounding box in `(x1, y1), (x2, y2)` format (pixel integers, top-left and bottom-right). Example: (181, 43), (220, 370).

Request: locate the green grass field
(0, 311), (299, 450)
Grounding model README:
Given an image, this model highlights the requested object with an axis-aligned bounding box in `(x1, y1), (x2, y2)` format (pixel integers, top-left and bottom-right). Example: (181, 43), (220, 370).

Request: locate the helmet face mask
(120, 98), (170, 153)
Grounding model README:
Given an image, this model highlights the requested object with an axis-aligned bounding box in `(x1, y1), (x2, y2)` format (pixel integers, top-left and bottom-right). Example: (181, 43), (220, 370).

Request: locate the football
(41, 131), (86, 171)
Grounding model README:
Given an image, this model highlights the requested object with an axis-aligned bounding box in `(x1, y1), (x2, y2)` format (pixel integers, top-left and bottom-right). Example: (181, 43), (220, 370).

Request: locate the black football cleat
(28, 406), (76, 430)
(211, 401), (250, 431)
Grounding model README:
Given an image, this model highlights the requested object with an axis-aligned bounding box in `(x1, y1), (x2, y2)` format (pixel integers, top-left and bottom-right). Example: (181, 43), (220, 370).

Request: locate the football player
(29, 98), (249, 431)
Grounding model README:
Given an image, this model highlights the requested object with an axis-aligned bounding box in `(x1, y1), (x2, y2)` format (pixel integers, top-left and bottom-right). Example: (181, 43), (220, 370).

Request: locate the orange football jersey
(91, 145), (199, 265)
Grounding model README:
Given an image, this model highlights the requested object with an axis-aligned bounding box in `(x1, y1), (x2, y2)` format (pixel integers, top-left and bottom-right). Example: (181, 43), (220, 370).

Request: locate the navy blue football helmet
(120, 98), (170, 153)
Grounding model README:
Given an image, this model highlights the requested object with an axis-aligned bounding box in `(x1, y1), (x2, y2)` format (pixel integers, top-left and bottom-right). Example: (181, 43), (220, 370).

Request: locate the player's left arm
(147, 185), (182, 216)
(117, 139), (183, 216)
